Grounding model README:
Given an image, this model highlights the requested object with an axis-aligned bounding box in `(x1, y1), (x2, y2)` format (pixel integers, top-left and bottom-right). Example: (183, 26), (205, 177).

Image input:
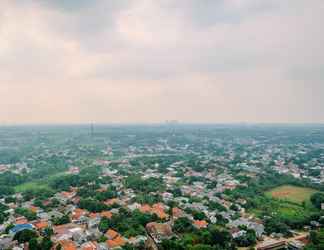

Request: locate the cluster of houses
(0, 150), (320, 250)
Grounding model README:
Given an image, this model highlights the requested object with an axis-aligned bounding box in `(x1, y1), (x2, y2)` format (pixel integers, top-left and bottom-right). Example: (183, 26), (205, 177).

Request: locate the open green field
(14, 181), (49, 192)
(265, 185), (317, 204)
(14, 172), (68, 193)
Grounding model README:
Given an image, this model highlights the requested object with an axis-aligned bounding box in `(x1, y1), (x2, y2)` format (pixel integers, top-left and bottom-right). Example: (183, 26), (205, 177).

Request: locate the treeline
(49, 167), (111, 191)
(124, 175), (165, 193)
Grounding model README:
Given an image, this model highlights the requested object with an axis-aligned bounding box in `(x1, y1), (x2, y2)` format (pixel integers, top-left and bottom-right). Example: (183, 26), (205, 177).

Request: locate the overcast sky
(0, 0), (323, 124)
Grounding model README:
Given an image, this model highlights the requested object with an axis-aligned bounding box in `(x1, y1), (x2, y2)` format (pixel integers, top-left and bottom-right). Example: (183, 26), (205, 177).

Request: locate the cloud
(0, 0), (323, 123)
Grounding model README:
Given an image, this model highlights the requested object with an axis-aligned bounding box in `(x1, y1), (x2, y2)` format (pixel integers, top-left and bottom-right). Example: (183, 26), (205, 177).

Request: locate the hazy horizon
(1, 0), (324, 124)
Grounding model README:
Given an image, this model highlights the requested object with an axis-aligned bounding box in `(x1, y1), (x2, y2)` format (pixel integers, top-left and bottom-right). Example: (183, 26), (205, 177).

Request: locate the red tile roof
(106, 229), (119, 240)
(33, 221), (48, 230)
(59, 240), (77, 250)
(106, 236), (126, 248)
(100, 211), (112, 219)
(194, 220), (208, 229)
(16, 217), (28, 224)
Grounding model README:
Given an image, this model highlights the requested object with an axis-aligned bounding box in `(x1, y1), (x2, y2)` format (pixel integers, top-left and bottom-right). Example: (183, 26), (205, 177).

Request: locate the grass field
(265, 185), (317, 204)
(14, 172), (69, 192)
(14, 181), (49, 192)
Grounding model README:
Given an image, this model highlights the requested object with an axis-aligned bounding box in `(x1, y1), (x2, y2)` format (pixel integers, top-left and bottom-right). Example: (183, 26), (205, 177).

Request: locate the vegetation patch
(14, 181), (49, 193)
(265, 185), (317, 204)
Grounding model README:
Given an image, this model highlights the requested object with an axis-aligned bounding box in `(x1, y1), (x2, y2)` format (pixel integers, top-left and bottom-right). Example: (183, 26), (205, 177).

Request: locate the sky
(0, 0), (323, 124)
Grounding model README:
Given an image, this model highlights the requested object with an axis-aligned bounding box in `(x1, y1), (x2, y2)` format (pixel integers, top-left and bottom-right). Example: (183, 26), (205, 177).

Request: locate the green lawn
(14, 172), (68, 192)
(265, 185), (317, 205)
(14, 181), (49, 192)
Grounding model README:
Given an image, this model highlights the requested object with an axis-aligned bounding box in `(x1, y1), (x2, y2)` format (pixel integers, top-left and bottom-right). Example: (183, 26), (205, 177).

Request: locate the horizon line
(1, 122), (324, 127)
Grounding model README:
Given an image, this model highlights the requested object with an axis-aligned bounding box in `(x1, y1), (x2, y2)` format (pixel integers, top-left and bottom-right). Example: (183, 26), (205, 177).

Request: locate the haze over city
(1, 0), (323, 124)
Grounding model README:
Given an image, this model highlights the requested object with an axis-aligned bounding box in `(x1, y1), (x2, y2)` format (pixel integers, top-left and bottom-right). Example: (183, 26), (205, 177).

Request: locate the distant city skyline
(1, 0), (323, 124)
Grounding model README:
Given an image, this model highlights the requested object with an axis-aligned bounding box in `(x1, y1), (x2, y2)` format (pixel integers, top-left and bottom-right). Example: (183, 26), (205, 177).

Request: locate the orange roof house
(59, 240), (77, 250)
(81, 241), (97, 250)
(33, 221), (48, 230)
(88, 213), (98, 219)
(106, 236), (126, 249)
(106, 229), (119, 240)
(61, 240), (77, 250)
(194, 220), (208, 229)
(72, 196), (80, 205)
(152, 206), (168, 219)
(61, 191), (76, 199)
(16, 217), (28, 224)
(152, 203), (164, 210)
(104, 198), (119, 206)
(172, 207), (184, 218)
(146, 222), (173, 243)
(72, 208), (87, 220)
(29, 206), (39, 213)
(139, 203), (168, 219)
(140, 204), (152, 213)
(100, 211), (112, 219)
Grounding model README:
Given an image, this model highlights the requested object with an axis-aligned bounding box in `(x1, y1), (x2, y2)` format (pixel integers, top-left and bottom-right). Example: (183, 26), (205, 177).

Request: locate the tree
(53, 214), (71, 225)
(173, 217), (195, 234)
(188, 244), (214, 250)
(15, 207), (37, 220)
(234, 229), (256, 247)
(264, 218), (291, 236)
(13, 229), (38, 243)
(306, 229), (324, 250)
(208, 226), (233, 249)
(160, 238), (185, 250)
(40, 237), (53, 250)
(192, 210), (207, 220)
(43, 227), (54, 238)
(28, 238), (39, 250)
(99, 217), (110, 233)
(310, 193), (324, 209)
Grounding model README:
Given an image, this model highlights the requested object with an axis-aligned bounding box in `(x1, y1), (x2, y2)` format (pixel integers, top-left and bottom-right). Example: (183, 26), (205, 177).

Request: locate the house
(128, 235), (147, 246)
(146, 222), (173, 243)
(58, 239), (77, 250)
(230, 228), (246, 239)
(9, 224), (34, 235)
(287, 240), (305, 250)
(106, 236), (126, 249)
(172, 207), (185, 219)
(104, 198), (121, 206)
(0, 236), (17, 249)
(140, 203), (169, 219)
(53, 223), (84, 241)
(56, 191), (76, 204)
(72, 208), (88, 223)
(105, 229), (126, 249)
(152, 204), (168, 220)
(229, 218), (265, 238)
(140, 204), (152, 213)
(127, 203), (141, 211)
(33, 220), (49, 231)
(100, 211), (112, 219)
(257, 239), (286, 250)
(162, 192), (173, 201)
(38, 211), (50, 220)
(85, 228), (102, 241)
(106, 229), (119, 240)
(48, 210), (64, 220)
(68, 166), (80, 175)
(72, 228), (87, 245)
(87, 217), (101, 229)
(193, 220), (208, 229)
(15, 217), (28, 225)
